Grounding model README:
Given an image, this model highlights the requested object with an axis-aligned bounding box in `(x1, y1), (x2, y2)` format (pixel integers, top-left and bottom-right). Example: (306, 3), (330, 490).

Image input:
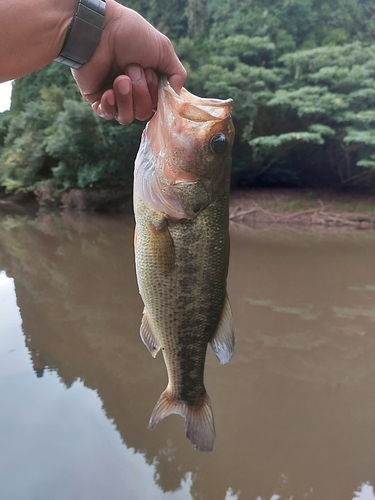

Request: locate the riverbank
(229, 188), (375, 230)
(2, 187), (375, 230)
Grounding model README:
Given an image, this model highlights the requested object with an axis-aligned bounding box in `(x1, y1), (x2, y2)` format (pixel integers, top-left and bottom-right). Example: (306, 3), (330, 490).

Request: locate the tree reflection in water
(1, 210), (375, 499)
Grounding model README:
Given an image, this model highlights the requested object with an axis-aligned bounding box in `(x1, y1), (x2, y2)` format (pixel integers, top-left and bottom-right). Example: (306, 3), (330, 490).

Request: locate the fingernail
(145, 69), (154, 84)
(118, 79), (130, 95)
(108, 93), (115, 106)
(128, 66), (142, 83)
(97, 104), (104, 118)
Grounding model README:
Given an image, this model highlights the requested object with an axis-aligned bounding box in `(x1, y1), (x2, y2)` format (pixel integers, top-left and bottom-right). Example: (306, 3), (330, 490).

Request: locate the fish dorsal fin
(140, 309), (161, 358)
(210, 296), (235, 365)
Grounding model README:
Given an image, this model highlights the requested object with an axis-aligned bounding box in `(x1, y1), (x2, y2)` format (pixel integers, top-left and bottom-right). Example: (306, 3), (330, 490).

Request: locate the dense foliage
(0, 65), (143, 198)
(1, 0), (375, 198)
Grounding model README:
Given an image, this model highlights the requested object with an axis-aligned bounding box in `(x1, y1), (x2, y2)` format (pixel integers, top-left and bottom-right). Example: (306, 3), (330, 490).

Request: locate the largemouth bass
(133, 78), (235, 452)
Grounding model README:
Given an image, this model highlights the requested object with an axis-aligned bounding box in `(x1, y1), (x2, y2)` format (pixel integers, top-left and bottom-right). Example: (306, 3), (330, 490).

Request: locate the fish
(133, 77), (235, 452)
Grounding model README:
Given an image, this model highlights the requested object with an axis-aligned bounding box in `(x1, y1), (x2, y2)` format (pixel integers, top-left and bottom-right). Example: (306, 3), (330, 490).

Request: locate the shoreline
(2, 187), (375, 230)
(229, 188), (375, 230)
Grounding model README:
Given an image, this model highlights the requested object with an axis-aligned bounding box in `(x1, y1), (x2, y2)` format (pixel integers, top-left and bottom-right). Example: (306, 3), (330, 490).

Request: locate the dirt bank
(2, 187), (375, 230)
(229, 188), (375, 230)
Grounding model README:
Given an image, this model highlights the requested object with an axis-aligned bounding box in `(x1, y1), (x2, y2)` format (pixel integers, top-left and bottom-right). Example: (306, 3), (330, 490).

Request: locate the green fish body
(133, 78), (235, 452)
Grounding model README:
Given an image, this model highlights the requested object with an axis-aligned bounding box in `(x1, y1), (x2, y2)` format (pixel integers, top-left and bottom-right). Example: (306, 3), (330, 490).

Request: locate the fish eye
(210, 133), (228, 154)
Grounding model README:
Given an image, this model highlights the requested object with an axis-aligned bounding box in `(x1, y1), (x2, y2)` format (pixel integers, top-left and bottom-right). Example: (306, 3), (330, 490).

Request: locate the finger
(156, 37), (187, 95)
(91, 100), (100, 114)
(93, 89), (117, 120)
(92, 100), (112, 120)
(126, 65), (153, 121)
(144, 68), (158, 111)
(72, 68), (114, 106)
(113, 75), (134, 125)
(168, 70), (187, 96)
(99, 89), (117, 119)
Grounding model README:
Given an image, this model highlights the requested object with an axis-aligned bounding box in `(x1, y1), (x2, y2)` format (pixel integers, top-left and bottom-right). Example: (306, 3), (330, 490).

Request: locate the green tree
(0, 75), (141, 195)
(2, 0), (375, 195)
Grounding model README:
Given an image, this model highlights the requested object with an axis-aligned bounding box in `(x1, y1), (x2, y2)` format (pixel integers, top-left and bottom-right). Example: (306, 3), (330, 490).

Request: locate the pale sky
(0, 81), (12, 112)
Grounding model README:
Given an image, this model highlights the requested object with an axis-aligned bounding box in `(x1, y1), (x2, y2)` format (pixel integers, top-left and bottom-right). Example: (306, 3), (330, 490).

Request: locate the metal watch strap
(54, 0), (106, 69)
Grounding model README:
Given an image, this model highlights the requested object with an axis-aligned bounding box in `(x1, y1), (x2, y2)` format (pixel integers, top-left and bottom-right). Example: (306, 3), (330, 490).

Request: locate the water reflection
(0, 211), (375, 499)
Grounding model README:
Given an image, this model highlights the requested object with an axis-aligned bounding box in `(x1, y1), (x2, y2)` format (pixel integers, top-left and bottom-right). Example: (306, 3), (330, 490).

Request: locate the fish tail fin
(148, 389), (215, 453)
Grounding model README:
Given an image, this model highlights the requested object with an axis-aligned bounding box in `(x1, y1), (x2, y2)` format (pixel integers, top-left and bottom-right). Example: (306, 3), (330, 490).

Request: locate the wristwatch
(54, 0), (106, 69)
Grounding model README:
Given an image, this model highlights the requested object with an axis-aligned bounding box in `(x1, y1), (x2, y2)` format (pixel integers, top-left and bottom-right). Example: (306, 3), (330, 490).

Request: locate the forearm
(0, 0), (77, 82)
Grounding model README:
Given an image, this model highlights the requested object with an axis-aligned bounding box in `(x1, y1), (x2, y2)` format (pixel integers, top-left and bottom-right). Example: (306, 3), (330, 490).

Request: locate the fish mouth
(159, 77), (233, 123)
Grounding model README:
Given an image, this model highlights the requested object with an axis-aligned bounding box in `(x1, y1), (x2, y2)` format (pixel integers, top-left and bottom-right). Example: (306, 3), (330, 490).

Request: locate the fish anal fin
(148, 388), (215, 453)
(140, 309), (161, 358)
(210, 295), (235, 365)
(149, 218), (175, 274)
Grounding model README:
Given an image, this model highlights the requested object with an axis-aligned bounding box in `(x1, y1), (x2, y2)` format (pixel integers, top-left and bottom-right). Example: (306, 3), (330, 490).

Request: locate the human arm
(72, 1), (186, 124)
(0, 0), (186, 124)
(0, 0), (77, 82)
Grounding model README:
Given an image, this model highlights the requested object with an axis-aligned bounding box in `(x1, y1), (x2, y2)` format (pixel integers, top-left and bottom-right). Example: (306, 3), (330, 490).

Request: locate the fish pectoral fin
(140, 309), (161, 358)
(148, 388), (215, 453)
(150, 218), (175, 274)
(210, 295), (235, 365)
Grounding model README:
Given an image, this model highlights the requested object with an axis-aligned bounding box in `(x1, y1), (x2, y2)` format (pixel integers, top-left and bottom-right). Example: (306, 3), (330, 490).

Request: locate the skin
(0, 0), (186, 124)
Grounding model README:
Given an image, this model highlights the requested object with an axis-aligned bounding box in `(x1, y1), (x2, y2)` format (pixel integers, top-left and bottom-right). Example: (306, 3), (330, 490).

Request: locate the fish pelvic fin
(148, 389), (216, 453)
(140, 309), (161, 358)
(210, 295), (235, 365)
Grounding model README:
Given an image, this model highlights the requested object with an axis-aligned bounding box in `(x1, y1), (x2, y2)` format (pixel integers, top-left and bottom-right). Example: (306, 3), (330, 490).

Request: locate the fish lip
(162, 77), (233, 106)
(160, 77), (233, 120)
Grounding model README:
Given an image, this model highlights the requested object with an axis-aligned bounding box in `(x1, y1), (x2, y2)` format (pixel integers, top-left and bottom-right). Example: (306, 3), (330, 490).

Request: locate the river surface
(0, 209), (375, 500)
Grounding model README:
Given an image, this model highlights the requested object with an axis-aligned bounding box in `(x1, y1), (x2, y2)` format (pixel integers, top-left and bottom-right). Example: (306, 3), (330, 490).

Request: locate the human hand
(72, 0), (186, 125)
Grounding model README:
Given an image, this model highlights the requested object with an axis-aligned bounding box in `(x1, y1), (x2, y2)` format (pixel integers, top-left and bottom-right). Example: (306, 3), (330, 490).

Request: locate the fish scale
(135, 192), (229, 397)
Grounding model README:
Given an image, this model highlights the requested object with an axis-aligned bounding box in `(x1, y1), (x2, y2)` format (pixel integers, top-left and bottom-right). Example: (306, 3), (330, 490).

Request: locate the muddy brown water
(0, 210), (375, 500)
